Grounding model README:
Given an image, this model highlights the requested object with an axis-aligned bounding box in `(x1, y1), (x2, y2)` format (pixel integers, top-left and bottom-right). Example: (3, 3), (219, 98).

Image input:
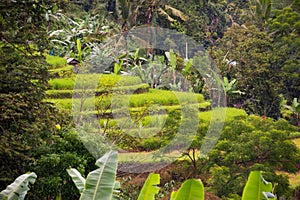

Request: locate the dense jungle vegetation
(0, 0), (300, 199)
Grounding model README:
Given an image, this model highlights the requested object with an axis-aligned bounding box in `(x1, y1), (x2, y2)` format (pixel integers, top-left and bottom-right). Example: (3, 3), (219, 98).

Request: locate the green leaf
(137, 173), (160, 200)
(67, 168), (86, 193)
(228, 79), (237, 88)
(134, 48), (139, 60)
(183, 59), (193, 75)
(114, 60), (123, 75)
(242, 171), (275, 200)
(80, 150), (118, 200)
(0, 172), (37, 200)
(171, 179), (204, 200)
(265, 1), (272, 19)
(292, 98), (300, 111)
(76, 39), (82, 61)
(112, 181), (121, 200)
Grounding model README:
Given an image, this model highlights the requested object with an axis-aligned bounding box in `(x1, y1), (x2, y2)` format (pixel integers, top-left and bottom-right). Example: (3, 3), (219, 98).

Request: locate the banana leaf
(80, 150), (118, 200)
(170, 179), (204, 200)
(137, 173), (160, 200)
(0, 172), (37, 200)
(242, 171), (275, 200)
(67, 169), (86, 193)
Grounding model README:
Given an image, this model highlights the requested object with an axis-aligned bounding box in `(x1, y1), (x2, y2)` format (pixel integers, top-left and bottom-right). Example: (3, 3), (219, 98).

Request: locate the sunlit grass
(46, 55), (67, 69)
(199, 107), (247, 122)
(48, 74), (142, 90)
(46, 89), (206, 109)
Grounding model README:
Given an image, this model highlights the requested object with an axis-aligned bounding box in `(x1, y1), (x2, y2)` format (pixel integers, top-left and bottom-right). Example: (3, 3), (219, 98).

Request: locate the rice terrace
(0, 0), (299, 199)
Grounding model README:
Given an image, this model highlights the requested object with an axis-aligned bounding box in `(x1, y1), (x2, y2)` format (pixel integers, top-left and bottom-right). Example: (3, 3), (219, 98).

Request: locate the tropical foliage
(1, 0), (300, 199)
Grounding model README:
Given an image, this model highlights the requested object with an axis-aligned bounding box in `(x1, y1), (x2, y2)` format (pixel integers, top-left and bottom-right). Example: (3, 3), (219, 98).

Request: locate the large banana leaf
(242, 171), (275, 200)
(80, 150), (118, 200)
(67, 168), (86, 193)
(170, 179), (204, 200)
(137, 173), (160, 200)
(0, 172), (37, 200)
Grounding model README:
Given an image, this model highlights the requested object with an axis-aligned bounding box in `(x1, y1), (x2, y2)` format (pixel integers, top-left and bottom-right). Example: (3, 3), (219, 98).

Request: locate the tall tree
(0, 0), (56, 188)
(266, 7), (300, 102)
(208, 116), (300, 198)
(210, 24), (284, 118)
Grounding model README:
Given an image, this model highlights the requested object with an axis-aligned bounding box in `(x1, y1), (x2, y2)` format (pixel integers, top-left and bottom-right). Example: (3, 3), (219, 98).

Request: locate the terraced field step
(100, 107), (247, 125)
(75, 108), (247, 129)
(48, 74), (144, 90)
(46, 89), (207, 109)
(46, 83), (150, 98)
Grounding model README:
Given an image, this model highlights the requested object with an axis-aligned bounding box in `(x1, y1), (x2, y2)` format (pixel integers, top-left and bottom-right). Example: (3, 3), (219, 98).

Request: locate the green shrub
(139, 137), (165, 151)
(28, 128), (96, 200)
(207, 115), (300, 198)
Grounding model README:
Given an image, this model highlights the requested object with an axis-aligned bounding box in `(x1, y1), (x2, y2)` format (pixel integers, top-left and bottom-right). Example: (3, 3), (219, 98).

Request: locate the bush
(28, 128), (96, 199)
(139, 137), (165, 151)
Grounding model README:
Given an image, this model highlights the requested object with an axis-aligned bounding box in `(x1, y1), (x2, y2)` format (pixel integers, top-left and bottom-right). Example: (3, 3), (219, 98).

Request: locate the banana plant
(222, 76), (244, 106)
(242, 171), (276, 200)
(137, 173), (205, 200)
(0, 172), (37, 200)
(167, 49), (178, 89)
(67, 150), (119, 200)
(114, 60), (123, 75)
(69, 39), (91, 63)
(284, 98), (300, 128)
(171, 179), (204, 200)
